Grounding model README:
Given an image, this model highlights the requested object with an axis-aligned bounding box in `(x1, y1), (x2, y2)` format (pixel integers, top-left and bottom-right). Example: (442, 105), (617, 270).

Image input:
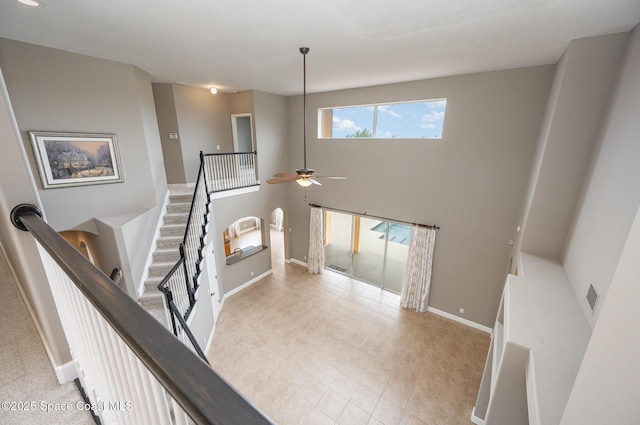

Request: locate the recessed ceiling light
(18, 0), (40, 6)
(210, 87), (218, 94)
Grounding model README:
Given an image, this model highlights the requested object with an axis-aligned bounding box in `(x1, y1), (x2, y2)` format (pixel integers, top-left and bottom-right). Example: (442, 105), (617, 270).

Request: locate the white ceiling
(1, 0), (639, 96)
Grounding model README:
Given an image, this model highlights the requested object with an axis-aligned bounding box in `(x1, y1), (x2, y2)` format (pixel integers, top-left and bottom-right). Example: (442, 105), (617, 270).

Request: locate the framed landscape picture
(29, 131), (124, 189)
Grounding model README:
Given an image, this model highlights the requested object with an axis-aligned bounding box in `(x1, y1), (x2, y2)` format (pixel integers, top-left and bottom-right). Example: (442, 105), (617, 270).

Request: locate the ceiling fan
(267, 47), (346, 187)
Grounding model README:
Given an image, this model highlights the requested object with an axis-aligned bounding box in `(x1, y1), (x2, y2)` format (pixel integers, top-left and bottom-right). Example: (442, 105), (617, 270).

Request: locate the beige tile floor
(208, 230), (490, 425)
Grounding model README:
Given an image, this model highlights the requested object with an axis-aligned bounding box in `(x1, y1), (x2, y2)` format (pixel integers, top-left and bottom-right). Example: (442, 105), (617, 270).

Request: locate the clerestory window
(318, 99), (446, 139)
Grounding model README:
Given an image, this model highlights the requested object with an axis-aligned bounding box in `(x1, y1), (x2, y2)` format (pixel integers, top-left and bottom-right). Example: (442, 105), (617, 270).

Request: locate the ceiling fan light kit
(267, 47), (346, 187)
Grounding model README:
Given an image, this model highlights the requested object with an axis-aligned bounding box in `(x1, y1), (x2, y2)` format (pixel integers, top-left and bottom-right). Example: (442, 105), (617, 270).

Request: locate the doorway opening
(231, 113), (254, 152)
(270, 208), (285, 264)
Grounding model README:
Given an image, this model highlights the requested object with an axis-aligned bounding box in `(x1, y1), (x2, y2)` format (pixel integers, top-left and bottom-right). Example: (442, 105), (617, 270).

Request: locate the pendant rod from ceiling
(301, 47), (309, 170)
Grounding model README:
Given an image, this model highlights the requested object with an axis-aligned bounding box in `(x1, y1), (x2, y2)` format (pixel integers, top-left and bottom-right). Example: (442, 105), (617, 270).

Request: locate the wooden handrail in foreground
(11, 203), (273, 425)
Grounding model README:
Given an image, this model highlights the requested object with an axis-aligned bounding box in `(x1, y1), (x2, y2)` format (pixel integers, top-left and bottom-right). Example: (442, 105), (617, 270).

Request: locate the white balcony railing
(10, 204), (273, 425)
(202, 151), (259, 193)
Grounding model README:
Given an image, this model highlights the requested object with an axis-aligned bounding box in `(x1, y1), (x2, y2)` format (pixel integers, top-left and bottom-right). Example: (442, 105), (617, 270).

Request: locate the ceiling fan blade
(315, 175), (347, 180)
(266, 174), (299, 184)
(274, 173), (294, 178)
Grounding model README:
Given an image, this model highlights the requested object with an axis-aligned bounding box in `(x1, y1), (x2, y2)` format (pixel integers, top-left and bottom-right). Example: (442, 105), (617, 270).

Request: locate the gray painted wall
(0, 39), (166, 231)
(560, 201), (640, 425)
(560, 28), (640, 409)
(152, 83), (186, 184)
(134, 67), (167, 205)
(562, 27), (640, 328)
(172, 85), (233, 183)
(0, 66), (71, 368)
(213, 91), (291, 294)
(150, 87), (290, 298)
(0, 38), (168, 295)
(286, 66), (555, 327)
(188, 241), (215, 351)
(518, 33), (629, 261)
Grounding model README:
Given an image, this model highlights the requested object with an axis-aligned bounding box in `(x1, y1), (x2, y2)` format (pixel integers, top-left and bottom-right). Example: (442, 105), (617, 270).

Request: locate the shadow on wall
(59, 229), (123, 288)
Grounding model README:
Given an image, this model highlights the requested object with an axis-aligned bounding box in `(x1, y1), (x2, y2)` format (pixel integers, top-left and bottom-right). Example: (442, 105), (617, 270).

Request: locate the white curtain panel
(401, 226), (437, 312)
(307, 206), (324, 274)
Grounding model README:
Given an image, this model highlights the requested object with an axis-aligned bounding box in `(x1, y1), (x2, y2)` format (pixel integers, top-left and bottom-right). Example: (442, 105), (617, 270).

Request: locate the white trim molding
(427, 306), (493, 333)
(209, 185), (260, 201)
(471, 407), (486, 425)
(205, 322), (217, 355)
(287, 258), (307, 268)
(55, 360), (78, 384)
(222, 269), (273, 305)
(137, 189), (171, 297)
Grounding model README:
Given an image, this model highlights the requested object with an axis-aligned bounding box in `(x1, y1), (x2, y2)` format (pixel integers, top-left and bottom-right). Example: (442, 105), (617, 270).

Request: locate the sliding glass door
(324, 210), (411, 294)
(324, 211), (353, 275)
(352, 217), (385, 288)
(382, 223), (411, 293)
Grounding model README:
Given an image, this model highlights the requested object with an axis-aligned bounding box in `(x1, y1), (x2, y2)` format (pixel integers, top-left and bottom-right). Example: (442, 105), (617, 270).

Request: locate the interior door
(206, 243), (222, 323)
(231, 114), (254, 152)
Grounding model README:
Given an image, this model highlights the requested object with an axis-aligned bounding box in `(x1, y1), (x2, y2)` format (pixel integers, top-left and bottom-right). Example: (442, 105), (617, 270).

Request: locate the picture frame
(29, 131), (124, 189)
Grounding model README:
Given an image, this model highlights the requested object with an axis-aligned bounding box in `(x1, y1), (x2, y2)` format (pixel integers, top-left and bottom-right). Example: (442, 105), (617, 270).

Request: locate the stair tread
(155, 247), (180, 253)
(139, 290), (162, 299)
(137, 189), (196, 327)
(158, 235), (182, 241)
(150, 258), (177, 264)
(163, 222), (186, 228)
(145, 277), (164, 285)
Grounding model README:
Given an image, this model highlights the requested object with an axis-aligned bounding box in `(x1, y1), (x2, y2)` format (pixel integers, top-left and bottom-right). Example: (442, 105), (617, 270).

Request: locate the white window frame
(318, 98), (447, 140)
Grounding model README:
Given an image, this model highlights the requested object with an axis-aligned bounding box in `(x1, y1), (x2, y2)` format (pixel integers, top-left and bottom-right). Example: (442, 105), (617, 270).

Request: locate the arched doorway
(269, 208), (285, 264)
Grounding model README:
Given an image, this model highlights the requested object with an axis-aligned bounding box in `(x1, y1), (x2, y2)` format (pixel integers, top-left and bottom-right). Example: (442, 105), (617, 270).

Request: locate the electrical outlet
(250, 271), (254, 276)
(459, 308), (464, 314)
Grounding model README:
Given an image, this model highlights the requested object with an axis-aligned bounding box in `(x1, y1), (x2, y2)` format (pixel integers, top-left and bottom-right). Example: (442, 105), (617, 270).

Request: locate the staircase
(138, 190), (193, 327)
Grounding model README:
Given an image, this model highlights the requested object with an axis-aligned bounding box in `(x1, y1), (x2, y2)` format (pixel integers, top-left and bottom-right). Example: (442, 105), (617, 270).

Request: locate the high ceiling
(1, 0), (639, 96)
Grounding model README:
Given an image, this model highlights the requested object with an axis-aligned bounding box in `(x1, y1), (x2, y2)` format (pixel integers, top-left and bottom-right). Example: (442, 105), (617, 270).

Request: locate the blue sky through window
(323, 99), (446, 139)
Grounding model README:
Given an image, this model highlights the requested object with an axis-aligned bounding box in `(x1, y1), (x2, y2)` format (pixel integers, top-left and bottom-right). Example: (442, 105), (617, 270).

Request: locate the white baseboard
(287, 258), (307, 268)
(222, 269), (273, 301)
(207, 269), (272, 355)
(137, 189), (170, 298)
(282, 256), (491, 333)
(55, 360), (78, 384)
(471, 407), (485, 425)
(427, 306), (493, 333)
(205, 323), (216, 355)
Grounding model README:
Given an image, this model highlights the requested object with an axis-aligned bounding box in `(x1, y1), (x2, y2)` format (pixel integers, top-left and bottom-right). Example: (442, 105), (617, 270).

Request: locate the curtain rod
(309, 204), (440, 230)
